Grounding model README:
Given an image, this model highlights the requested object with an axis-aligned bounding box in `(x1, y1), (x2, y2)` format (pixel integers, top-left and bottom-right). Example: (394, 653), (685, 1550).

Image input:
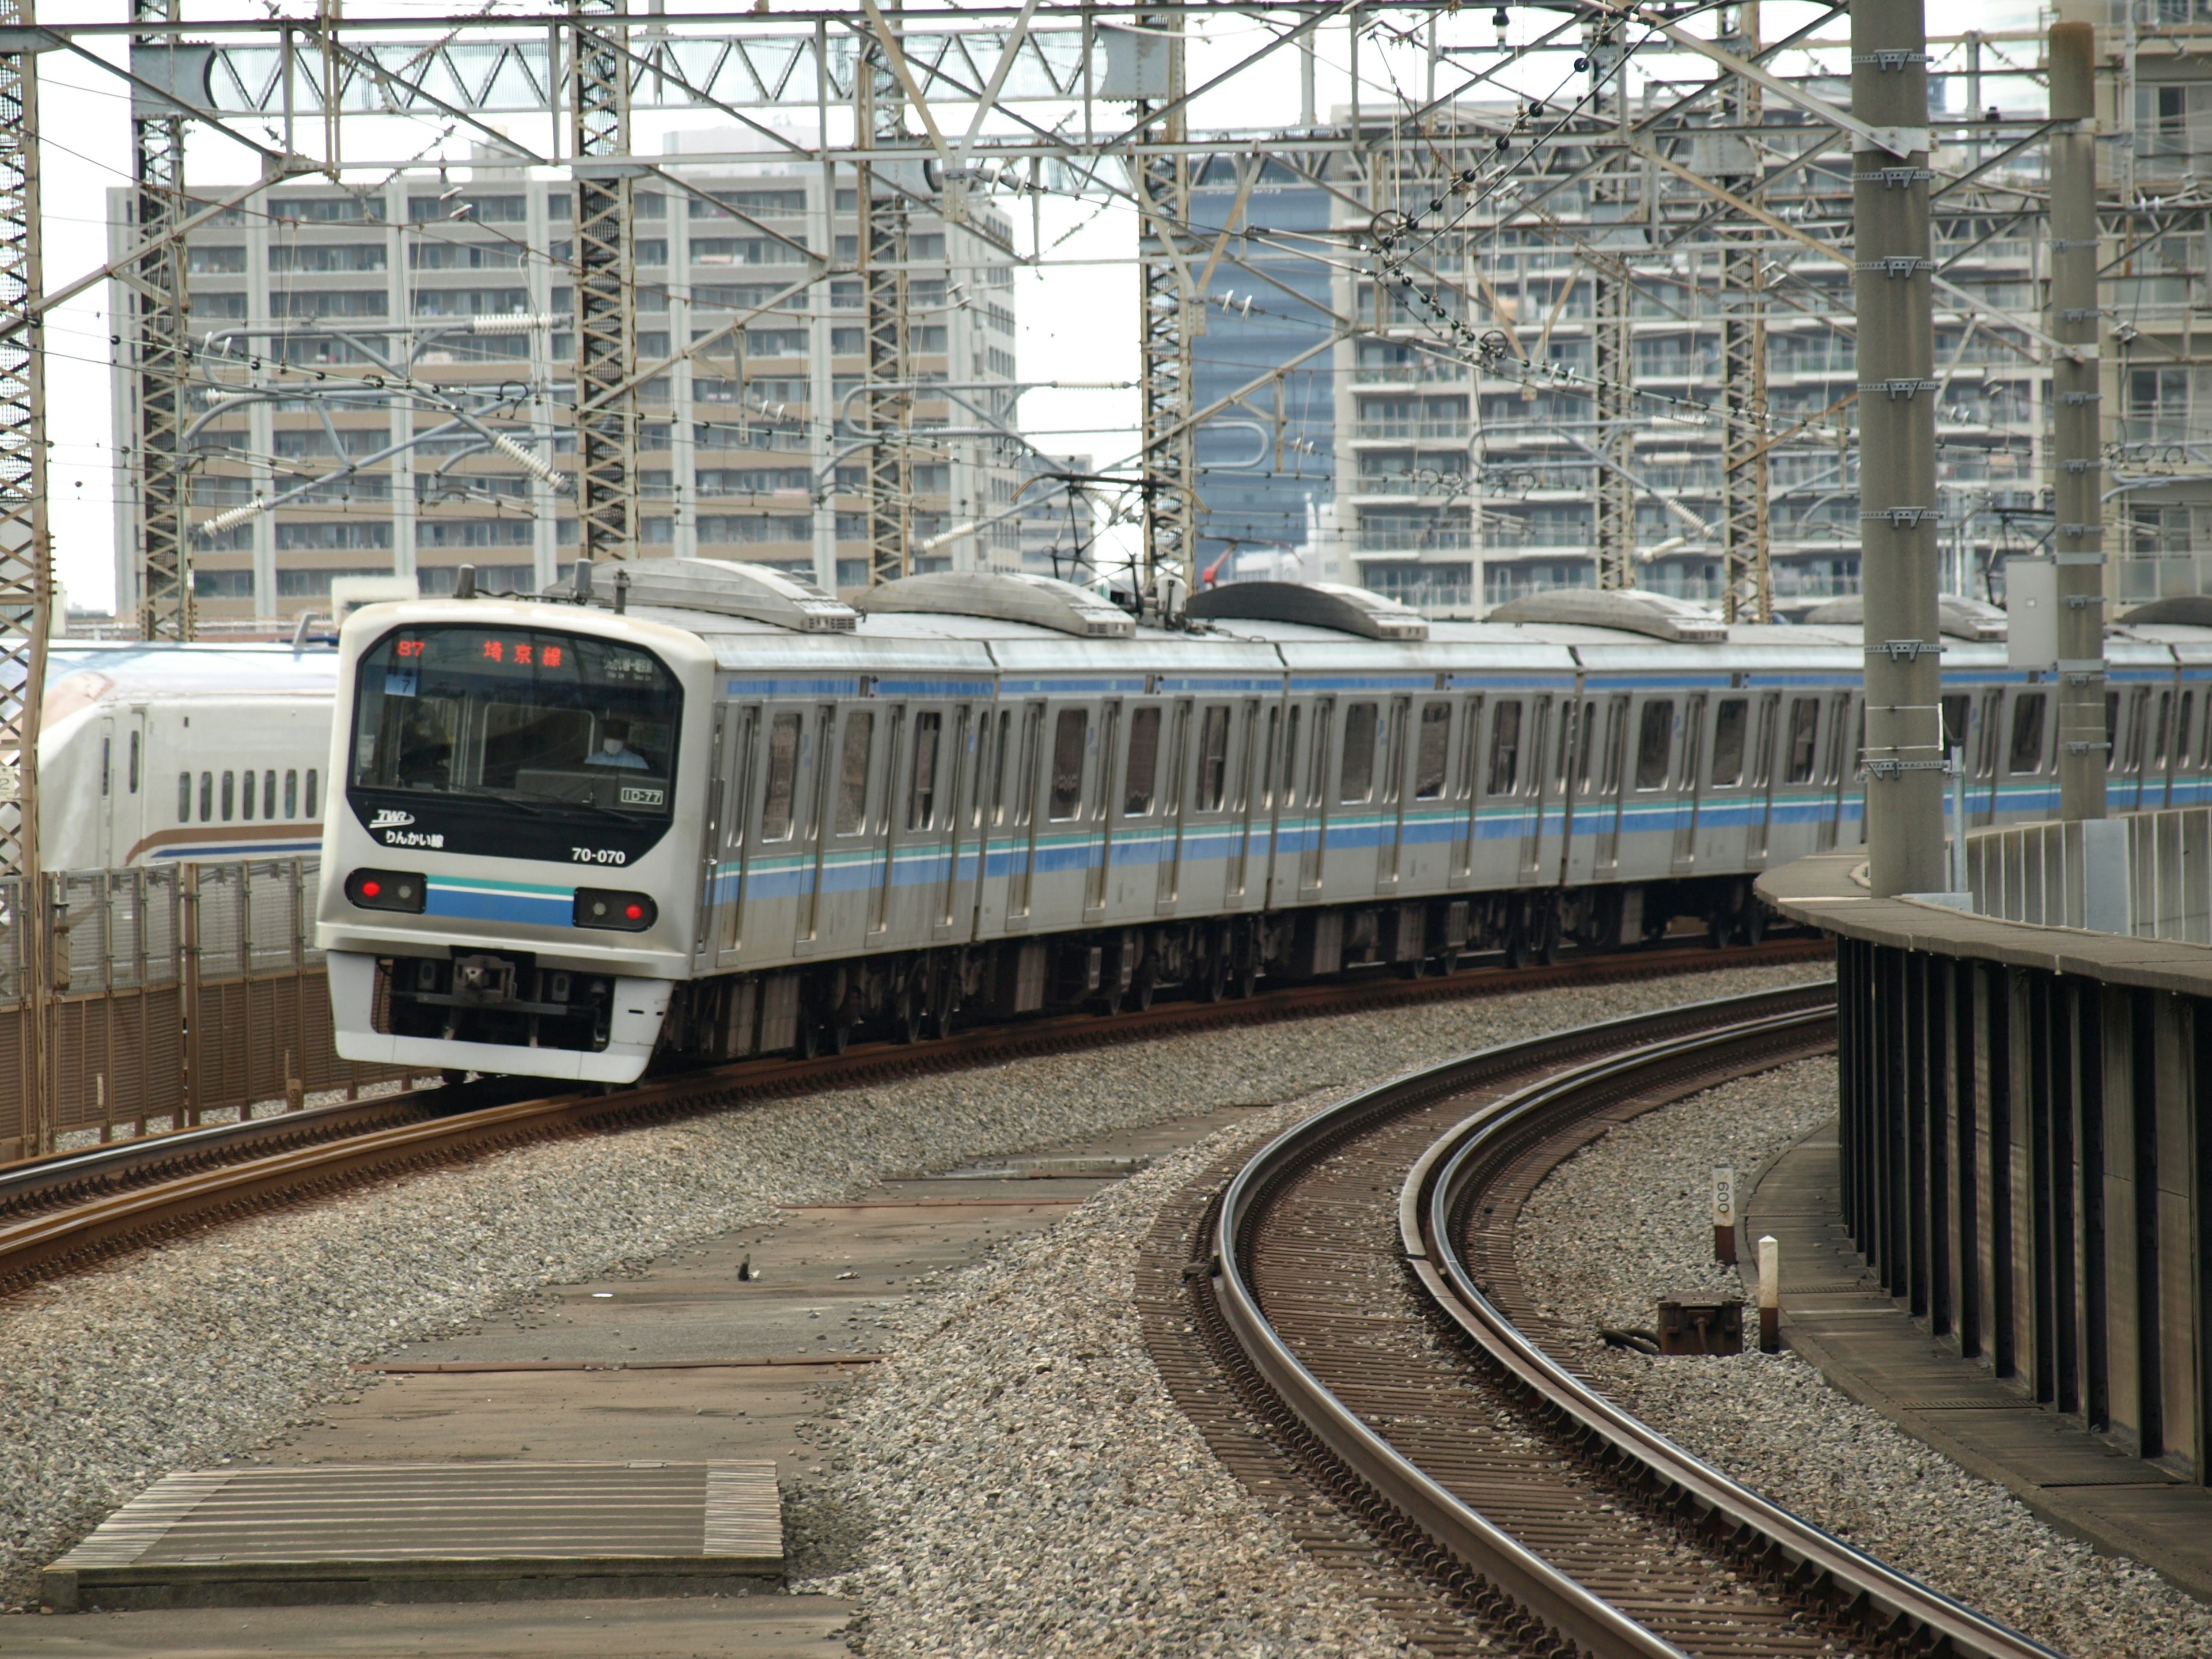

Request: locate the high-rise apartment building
(111, 143), (1020, 620)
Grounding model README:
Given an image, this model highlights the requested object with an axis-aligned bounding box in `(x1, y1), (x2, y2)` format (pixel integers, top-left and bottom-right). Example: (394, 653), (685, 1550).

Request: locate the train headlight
(346, 869), (427, 913)
(573, 887), (658, 931)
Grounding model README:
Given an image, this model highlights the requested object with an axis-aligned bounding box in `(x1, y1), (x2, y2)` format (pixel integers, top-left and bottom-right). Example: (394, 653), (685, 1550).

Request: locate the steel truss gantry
(1134, 12), (1195, 599)
(1717, 0), (1773, 623)
(571, 0), (639, 569)
(858, 26), (915, 587)
(0, 0), (50, 1150)
(130, 0), (194, 640)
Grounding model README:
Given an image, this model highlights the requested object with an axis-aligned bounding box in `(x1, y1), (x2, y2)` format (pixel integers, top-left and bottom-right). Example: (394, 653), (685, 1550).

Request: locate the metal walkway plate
(44, 1461), (783, 1611)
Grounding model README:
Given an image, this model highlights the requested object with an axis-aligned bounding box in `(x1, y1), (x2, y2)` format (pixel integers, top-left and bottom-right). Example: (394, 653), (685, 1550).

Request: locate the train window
(1339, 703), (1377, 804)
(2179, 692), (2195, 766)
(101, 737), (110, 799)
(1940, 695), (1970, 757)
(2105, 691), (2121, 772)
(836, 713), (873, 835)
(263, 771), (275, 819)
(1196, 706), (1231, 812)
(306, 769), (319, 817)
(1840, 703), (1860, 784)
(1555, 706), (1575, 788)
(1709, 699), (1748, 787)
(1634, 700), (1673, 791)
(1414, 703), (1450, 799)
(1232, 706), (1255, 814)
(199, 771), (213, 821)
(1976, 692), (2002, 777)
(1048, 709), (1086, 820)
(760, 712), (802, 840)
(1600, 701), (1627, 794)
(221, 771), (236, 822)
(286, 770), (298, 818)
(2125, 692), (2147, 772)
(2008, 694), (2046, 774)
(1577, 700), (1599, 790)
(1123, 706), (1161, 815)
(1486, 701), (1522, 796)
(907, 711), (941, 830)
(241, 768), (253, 820)
(1456, 698), (1482, 801)
(128, 732), (140, 794)
(2154, 691), (2172, 768)
(1281, 707), (1301, 802)
(1747, 699), (1774, 789)
(1785, 699), (1820, 783)
(179, 772), (191, 823)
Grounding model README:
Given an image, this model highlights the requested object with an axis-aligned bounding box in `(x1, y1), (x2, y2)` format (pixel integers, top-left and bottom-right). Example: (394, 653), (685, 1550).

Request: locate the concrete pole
(2050, 22), (2107, 823)
(1852, 0), (1946, 896)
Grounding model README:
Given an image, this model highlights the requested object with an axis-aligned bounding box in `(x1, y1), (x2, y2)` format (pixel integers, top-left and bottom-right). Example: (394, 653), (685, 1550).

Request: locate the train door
(790, 702), (837, 955)
(812, 704), (879, 954)
(1745, 693), (1779, 868)
(1448, 694), (1483, 888)
(930, 704), (974, 940)
(877, 699), (964, 944)
(1557, 694), (1599, 885)
(984, 703), (1041, 931)
(1816, 693), (1851, 851)
(1224, 699), (1263, 907)
(1084, 700), (1120, 921)
(692, 706), (730, 967)
(118, 706), (148, 865)
(1298, 697), (1335, 895)
(1518, 695), (1551, 881)
(714, 704), (763, 968)
(1672, 693), (1707, 872)
(1157, 697), (1194, 911)
(865, 703), (905, 942)
(1592, 694), (1628, 875)
(94, 713), (117, 868)
(1975, 688), (2005, 824)
(1376, 695), (1411, 893)
(2149, 687), (2176, 808)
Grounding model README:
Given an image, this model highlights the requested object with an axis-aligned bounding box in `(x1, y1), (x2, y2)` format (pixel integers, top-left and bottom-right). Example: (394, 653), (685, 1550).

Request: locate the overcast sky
(34, 0), (2042, 613)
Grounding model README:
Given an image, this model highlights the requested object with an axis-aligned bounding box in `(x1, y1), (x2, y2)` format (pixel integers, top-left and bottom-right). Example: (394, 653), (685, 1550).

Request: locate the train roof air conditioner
(551, 558), (859, 632)
(1184, 581), (1429, 641)
(1486, 588), (1726, 643)
(1802, 593), (2008, 642)
(864, 571), (1137, 639)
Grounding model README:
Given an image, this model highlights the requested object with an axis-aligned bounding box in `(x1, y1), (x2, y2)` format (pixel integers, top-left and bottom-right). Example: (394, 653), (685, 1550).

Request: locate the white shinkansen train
(36, 642), (338, 872)
(311, 562), (2212, 1084)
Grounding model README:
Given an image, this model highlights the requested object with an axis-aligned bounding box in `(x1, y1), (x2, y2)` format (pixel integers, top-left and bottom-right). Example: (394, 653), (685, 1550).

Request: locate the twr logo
(369, 808), (416, 830)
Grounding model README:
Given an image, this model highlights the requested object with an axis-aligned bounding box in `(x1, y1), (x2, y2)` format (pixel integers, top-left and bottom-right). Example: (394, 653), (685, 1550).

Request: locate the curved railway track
(0, 937), (1828, 1295)
(1169, 984), (2066, 1659)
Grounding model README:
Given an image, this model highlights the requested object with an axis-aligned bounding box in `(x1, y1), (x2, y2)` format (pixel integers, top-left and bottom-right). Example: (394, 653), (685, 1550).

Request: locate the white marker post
(1711, 1166), (1737, 1266)
(1757, 1233), (1781, 1353)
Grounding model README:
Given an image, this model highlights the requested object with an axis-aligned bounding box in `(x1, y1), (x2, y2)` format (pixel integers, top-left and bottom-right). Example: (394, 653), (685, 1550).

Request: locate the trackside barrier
(1965, 806), (2212, 941)
(0, 859), (411, 1161)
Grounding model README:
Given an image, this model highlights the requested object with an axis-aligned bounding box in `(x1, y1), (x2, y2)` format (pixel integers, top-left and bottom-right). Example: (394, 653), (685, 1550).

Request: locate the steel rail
(1207, 983), (2065, 1658)
(0, 938), (1830, 1294)
(1406, 1013), (2067, 1659)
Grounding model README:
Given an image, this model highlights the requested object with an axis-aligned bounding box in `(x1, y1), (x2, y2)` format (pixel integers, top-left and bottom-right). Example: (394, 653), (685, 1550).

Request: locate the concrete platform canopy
(42, 1461), (783, 1611)
(1760, 849), (2212, 1495)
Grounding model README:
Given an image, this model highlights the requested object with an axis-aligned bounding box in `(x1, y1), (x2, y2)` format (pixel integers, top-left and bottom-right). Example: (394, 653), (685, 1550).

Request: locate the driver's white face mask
(603, 736), (623, 754)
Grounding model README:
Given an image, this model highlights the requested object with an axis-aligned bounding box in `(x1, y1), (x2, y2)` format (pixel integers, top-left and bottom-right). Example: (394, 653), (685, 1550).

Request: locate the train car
(311, 560), (2212, 1085)
(35, 641), (338, 870)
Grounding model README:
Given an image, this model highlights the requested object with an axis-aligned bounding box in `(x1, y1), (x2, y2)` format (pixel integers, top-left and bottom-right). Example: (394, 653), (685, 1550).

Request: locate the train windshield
(350, 625), (681, 819)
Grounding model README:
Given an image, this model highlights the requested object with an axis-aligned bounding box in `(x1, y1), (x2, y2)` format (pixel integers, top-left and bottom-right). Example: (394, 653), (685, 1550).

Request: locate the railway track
(0, 936), (1828, 1296)
(1161, 983), (2066, 1659)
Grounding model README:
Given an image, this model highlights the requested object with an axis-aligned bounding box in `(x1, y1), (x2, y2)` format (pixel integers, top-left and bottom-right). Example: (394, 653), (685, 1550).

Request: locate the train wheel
(1199, 949), (1228, 1003)
(825, 1019), (851, 1056)
(1536, 903), (1561, 967)
(894, 990), (924, 1045)
(1130, 975), (1156, 1013)
(796, 1020), (821, 1060)
(1742, 903), (1768, 947)
(1706, 912), (1729, 951)
(1236, 955), (1259, 999)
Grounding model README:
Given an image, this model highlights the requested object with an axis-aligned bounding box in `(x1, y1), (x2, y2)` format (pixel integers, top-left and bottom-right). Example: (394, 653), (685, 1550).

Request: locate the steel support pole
(859, 33), (913, 587)
(571, 1), (639, 567)
(1137, 12), (1195, 599)
(1853, 0), (1945, 896)
(0, 1), (51, 1153)
(2049, 22), (2106, 822)
(1718, 0), (1772, 624)
(132, 0), (194, 640)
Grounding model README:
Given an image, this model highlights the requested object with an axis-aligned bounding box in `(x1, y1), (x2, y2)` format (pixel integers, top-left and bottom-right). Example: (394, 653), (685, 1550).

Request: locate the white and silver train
(35, 642), (337, 872)
(309, 562), (2212, 1084)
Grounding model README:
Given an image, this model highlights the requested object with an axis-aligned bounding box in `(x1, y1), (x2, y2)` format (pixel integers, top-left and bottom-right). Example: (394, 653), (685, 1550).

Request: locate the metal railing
(0, 858), (411, 1160)
(1964, 806), (2212, 943)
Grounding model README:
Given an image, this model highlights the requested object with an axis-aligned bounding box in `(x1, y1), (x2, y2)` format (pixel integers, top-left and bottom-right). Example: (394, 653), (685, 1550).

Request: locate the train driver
(586, 717), (651, 771)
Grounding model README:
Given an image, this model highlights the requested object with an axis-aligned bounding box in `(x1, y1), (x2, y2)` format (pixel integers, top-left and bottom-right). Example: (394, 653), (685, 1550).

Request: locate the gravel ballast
(1515, 1058), (2212, 1659)
(0, 959), (1818, 1612)
(798, 1091), (1418, 1658)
